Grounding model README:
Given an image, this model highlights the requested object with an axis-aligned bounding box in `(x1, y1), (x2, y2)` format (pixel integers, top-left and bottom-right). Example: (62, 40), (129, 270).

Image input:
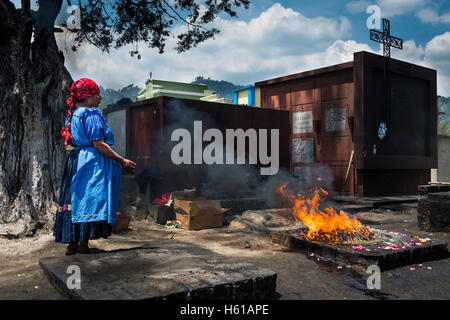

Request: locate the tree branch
(65, 0), (250, 55)
(21, 0), (30, 13)
(160, 0), (208, 31)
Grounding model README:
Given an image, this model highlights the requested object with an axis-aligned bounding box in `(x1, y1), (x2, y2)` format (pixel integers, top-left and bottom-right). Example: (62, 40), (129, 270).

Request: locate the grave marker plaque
(294, 166), (312, 185)
(325, 107), (346, 132)
(292, 138), (314, 163)
(293, 111), (313, 134)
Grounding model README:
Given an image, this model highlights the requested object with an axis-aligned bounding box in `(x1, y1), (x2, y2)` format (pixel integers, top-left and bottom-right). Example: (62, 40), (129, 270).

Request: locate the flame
(276, 182), (372, 243)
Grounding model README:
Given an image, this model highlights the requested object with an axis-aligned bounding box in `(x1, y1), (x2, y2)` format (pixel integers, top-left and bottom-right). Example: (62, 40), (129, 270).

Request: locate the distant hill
(99, 84), (142, 111)
(191, 76), (249, 102)
(439, 96), (450, 136)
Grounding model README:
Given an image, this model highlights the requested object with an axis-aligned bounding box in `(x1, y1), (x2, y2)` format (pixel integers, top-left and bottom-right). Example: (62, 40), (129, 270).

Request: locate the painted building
(233, 85), (261, 107)
(137, 73), (228, 103)
(431, 135), (450, 182)
(200, 93), (229, 104)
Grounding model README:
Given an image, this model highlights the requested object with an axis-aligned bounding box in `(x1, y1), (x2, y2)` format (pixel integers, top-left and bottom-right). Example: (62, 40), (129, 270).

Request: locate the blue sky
(11, 0), (450, 95)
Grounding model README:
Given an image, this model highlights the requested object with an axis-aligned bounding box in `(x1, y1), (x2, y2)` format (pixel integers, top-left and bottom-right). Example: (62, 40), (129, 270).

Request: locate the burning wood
(275, 182), (376, 244)
(271, 182), (448, 271)
(270, 227), (448, 271)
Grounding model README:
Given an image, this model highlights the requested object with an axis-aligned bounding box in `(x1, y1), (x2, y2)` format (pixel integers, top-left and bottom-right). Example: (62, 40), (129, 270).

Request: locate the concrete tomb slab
(39, 247), (277, 300)
(270, 228), (448, 271)
(418, 191), (450, 232)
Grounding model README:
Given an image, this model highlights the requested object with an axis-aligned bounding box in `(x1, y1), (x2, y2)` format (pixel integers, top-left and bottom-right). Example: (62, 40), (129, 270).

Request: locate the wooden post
(340, 150), (354, 195)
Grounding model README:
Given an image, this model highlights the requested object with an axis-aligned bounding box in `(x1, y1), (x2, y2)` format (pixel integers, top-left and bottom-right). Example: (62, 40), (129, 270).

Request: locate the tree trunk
(0, 0), (73, 238)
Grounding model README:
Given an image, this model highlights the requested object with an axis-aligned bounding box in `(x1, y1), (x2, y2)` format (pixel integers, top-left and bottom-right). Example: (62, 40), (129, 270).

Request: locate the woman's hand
(121, 158), (136, 174)
(93, 140), (136, 174)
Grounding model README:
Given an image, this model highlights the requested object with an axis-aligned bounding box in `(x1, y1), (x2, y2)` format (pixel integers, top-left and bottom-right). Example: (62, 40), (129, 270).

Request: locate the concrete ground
(0, 202), (449, 300)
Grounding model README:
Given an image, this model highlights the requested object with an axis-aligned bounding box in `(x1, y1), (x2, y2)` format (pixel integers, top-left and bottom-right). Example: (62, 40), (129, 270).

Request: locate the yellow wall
(255, 88), (261, 107)
(236, 87), (261, 107)
(238, 90), (249, 105)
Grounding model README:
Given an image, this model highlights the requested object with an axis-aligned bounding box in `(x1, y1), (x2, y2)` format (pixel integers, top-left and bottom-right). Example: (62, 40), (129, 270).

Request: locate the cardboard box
(174, 199), (223, 230)
(112, 213), (131, 232)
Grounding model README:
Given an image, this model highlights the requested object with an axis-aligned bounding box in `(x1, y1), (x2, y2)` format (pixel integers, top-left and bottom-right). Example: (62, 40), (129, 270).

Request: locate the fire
(276, 182), (372, 243)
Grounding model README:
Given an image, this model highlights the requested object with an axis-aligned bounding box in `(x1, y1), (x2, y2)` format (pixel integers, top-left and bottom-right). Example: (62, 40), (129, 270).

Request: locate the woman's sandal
(65, 246), (78, 256)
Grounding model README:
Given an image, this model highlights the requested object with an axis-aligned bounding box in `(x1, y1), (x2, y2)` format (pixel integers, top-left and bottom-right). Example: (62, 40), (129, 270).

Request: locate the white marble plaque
(325, 107), (346, 132)
(292, 138), (314, 163)
(293, 111), (313, 134)
(294, 166), (312, 185)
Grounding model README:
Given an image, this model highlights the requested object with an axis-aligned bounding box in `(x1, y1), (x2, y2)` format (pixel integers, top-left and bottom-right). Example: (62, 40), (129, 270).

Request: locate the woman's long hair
(61, 89), (77, 146)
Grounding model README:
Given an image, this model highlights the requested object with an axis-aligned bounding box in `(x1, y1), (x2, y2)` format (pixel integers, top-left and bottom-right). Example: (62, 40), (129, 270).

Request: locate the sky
(11, 0), (450, 95)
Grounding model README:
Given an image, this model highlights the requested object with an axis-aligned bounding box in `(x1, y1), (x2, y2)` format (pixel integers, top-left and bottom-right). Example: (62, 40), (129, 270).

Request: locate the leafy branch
(64, 0), (250, 56)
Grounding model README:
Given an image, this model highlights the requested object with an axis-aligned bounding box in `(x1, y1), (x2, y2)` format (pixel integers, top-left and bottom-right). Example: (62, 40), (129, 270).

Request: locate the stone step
(39, 247), (277, 300)
(332, 195), (419, 207)
(270, 229), (448, 272)
(418, 191), (450, 232)
(418, 184), (450, 195)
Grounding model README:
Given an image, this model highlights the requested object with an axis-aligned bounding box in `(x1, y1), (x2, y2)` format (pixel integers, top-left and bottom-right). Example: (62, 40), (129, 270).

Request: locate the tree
(0, 0), (250, 238)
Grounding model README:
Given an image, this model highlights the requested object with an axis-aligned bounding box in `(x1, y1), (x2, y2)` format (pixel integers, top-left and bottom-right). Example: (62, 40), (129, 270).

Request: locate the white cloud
(416, 8), (450, 24)
(57, 3), (352, 89)
(376, 0), (425, 17)
(424, 32), (450, 77)
(346, 0), (371, 14)
(205, 4), (352, 55)
(394, 40), (425, 62)
(323, 40), (375, 65)
(56, 3), (450, 96)
(346, 0), (427, 16)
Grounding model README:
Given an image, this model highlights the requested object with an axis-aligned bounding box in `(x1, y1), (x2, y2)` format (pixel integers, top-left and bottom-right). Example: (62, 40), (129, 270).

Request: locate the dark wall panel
(356, 51), (437, 170)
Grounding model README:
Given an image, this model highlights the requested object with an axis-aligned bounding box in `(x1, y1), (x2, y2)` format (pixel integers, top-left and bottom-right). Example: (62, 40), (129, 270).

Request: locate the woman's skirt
(53, 149), (112, 243)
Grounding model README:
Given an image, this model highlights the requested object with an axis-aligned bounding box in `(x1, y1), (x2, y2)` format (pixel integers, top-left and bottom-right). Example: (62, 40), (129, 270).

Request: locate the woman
(54, 78), (136, 255)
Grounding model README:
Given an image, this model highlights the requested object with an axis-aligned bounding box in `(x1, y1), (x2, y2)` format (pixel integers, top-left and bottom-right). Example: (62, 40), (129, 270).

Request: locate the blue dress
(53, 106), (122, 243)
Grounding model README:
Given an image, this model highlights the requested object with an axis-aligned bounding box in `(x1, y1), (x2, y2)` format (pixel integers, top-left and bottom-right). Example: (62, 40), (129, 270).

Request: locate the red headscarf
(62, 78), (100, 146)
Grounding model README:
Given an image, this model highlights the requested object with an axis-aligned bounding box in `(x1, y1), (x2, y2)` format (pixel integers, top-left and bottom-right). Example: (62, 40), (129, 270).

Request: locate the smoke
(133, 99), (338, 207)
(135, 100), (283, 201)
(161, 100), (262, 198)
